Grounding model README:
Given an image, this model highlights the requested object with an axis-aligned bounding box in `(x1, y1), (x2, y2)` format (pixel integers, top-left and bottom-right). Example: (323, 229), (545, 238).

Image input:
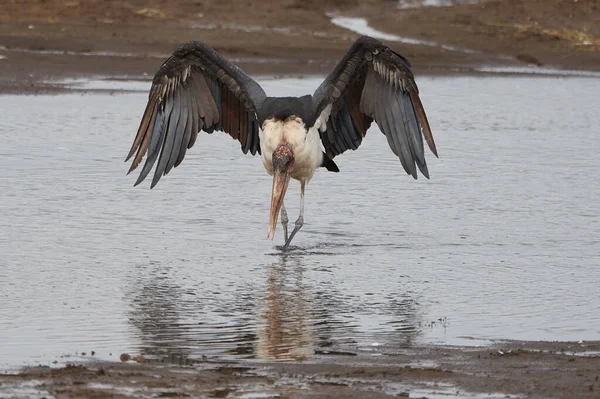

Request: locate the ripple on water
(0, 75), (599, 369)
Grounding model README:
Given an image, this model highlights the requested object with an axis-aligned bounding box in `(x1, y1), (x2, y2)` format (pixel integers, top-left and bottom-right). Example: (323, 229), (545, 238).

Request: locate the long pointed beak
(267, 169), (291, 240)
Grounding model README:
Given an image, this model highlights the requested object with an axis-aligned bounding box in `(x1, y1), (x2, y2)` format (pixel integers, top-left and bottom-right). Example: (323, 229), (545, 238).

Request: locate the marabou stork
(125, 36), (438, 249)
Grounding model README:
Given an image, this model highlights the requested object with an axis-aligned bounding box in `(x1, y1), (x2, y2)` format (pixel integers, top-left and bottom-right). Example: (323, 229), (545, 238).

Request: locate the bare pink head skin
(268, 144), (295, 239)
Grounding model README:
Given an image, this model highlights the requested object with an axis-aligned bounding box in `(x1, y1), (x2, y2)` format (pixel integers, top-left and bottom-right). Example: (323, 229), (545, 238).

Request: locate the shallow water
(330, 16), (437, 46)
(397, 0), (481, 9)
(1, 75), (599, 371)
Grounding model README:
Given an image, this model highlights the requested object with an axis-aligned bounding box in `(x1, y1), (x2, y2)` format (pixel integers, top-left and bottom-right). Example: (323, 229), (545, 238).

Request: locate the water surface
(1, 75), (599, 371)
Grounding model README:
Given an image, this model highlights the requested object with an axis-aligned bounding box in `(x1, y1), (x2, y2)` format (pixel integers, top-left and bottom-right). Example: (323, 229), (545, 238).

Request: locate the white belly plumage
(259, 118), (323, 182)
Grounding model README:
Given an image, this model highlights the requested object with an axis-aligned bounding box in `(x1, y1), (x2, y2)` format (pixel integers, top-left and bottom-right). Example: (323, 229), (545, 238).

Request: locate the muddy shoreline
(1, 0), (599, 94)
(2, 341), (599, 398)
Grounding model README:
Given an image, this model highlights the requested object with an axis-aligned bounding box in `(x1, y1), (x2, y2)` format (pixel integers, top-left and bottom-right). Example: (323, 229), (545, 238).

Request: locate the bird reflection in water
(256, 259), (314, 361)
(126, 257), (426, 364)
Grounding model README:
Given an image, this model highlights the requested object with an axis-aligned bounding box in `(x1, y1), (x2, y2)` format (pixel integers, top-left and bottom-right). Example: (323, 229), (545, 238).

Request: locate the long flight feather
(126, 91), (157, 161)
(127, 98), (158, 174)
(134, 106), (166, 186)
(151, 88), (182, 187)
(175, 94), (194, 168)
(168, 85), (191, 171)
(409, 90), (438, 157)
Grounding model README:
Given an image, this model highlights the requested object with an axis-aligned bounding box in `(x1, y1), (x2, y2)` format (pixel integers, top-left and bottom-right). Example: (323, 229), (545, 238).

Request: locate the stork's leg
(280, 202), (289, 243)
(283, 181), (305, 250)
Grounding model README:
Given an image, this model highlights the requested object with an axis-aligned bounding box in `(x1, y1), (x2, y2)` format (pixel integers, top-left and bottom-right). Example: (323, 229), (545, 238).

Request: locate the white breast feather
(259, 118), (323, 182)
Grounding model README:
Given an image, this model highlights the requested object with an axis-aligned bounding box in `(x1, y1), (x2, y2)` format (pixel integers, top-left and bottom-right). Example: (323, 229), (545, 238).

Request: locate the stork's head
(268, 144), (295, 240)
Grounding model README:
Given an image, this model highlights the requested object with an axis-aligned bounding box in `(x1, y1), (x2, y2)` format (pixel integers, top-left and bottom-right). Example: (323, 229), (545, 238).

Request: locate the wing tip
(133, 167), (151, 187)
(150, 169), (163, 189)
(429, 143), (439, 158)
(131, 175), (158, 189)
(418, 162), (430, 179)
(133, 177), (144, 187)
(126, 159), (142, 176)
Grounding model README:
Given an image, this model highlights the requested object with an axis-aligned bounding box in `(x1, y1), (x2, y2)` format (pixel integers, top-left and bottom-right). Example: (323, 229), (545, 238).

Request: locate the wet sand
(2, 341), (599, 398)
(1, 0), (599, 93)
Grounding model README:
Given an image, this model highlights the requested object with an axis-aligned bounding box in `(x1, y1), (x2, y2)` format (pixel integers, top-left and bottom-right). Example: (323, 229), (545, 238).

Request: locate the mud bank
(2, 341), (599, 399)
(1, 0), (598, 94)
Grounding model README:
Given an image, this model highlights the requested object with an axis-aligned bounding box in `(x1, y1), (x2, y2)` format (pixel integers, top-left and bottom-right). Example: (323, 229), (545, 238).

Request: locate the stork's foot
(280, 204), (289, 243)
(283, 216), (303, 250)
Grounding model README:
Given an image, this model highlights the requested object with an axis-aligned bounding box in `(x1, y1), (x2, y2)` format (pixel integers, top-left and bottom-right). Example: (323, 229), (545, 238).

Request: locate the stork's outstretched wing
(311, 36), (437, 179)
(126, 41), (267, 188)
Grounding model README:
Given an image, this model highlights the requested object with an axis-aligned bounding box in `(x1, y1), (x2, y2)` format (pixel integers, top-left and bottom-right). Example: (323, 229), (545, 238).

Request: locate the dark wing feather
(126, 41), (267, 188)
(311, 36), (437, 179)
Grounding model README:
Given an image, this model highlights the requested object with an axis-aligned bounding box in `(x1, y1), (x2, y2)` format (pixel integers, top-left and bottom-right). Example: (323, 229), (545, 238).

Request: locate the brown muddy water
(0, 75), (599, 372)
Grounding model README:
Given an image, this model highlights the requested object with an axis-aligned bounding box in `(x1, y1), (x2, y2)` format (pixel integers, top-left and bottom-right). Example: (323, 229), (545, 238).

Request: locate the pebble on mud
(120, 353), (131, 362)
